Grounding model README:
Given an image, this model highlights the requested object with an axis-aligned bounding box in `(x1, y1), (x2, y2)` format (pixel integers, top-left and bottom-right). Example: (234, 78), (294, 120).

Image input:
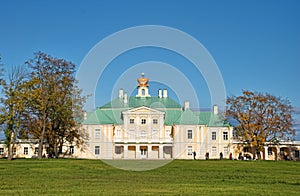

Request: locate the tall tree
(0, 65), (28, 160)
(226, 90), (295, 159)
(25, 52), (87, 159)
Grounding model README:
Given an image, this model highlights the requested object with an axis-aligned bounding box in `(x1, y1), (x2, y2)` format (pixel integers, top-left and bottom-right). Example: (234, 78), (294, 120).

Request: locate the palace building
(1, 73), (299, 160)
(78, 73), (233, 160)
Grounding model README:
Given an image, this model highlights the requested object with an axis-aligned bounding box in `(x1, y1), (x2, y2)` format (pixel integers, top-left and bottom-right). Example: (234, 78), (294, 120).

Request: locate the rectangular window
(187, 130), (193, 139)
(34, 147), (39, 155)
(58, 146), (62, 154)
(0, 148), (4, 155)
(129, 130), (135, 139)
(212, 146), (217, 156)
(116, 129), (121, 139)
(130, 119), (134, 124)
(141, 119), (146, 124)
(152, 130), (158, 139)
(153, 119), (158, 124)
(223, 132), (228, 140)
(95, 129), (101, 139)
(224, 147), (228, 156)
(295, 150), (299, 158)
(13, 148), (16, 155)
(95, 146), (100, 155)
(115, 146), (122, 154)
(24, 147), (28, 155)
(187, 146), (193, 155)
(140, 130), (147, 139)
(212, 132), (216, 140)
(165, 130), (171, 138)
(69, 146), (74, 155)
(268, 148), (273, 155)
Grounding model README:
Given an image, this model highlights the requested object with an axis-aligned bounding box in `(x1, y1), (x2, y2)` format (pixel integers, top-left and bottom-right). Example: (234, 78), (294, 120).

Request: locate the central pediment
(122, 106), (165, 115)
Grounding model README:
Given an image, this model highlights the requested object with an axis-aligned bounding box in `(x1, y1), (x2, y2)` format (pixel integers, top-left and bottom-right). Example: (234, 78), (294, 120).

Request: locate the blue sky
(0, 1), (299, 139)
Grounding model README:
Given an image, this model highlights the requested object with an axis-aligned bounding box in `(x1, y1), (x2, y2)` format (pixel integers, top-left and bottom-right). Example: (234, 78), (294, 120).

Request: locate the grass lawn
(0, 159), (299, 195)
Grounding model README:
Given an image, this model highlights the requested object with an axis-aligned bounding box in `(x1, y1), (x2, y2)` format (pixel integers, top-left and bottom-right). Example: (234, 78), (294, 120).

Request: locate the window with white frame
(129, 130), (135, 139)
(130, 119), (134, 124)
(212, 146), (217, 156)
(115, 146), (122, 154)
(24, 147), (28, 155)
(212, 132), (216, 140)
(187, 146), (193, 155)
(34, 147), (38, 155)
(223, 132), (228, 140)
(69, 146), (74, 154)
(153, 119), (158, 124)
(223, 147), (228, 156)
(165, 130), (171, 138)
(116, 129), (121, 139)
(0, 148), (4, 155)
(187, 130), (193, 139)
(95, 129), (101, 139)
(95, 146), (100, 155)
(141, 119), (146, 124)
(152, 130), (158, 139)
(140, 130), (147, 139)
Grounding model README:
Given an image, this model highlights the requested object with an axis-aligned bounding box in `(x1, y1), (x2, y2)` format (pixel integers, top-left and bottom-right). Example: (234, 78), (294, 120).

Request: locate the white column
(264, 146), (268, 160)
(276, 146), (280, 161)
(136, 116), (140, 141)
(124, 145), (128, 159)
(147, 115), (151, 141)
(159, 145), (164, 159)
(136, 145), (140, 159)
(148, 145), (152, 159)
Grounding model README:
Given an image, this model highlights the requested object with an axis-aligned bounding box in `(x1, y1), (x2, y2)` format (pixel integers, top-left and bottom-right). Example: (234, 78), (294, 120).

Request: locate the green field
(0, 159), (299, 195)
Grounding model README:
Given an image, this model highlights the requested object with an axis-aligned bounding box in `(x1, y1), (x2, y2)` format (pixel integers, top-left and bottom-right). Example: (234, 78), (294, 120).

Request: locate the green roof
(101, 97), (182, 109)
(82, 96), (230, 127)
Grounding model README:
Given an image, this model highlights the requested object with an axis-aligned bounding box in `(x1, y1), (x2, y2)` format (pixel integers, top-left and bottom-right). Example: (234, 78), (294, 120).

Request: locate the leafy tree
(25, 52), (87, 159)
(226, 90), (295, 159)
(0, 65), (28, 160)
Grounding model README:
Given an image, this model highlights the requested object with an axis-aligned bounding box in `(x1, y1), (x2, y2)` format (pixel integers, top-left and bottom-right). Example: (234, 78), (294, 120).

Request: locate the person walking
(193, 151), (196, 160)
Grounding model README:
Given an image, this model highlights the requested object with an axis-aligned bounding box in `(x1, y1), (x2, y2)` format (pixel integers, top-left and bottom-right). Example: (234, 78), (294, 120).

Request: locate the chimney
(83, 112), (87, 120)
(158, 89), (162, 98)
(123, 93), (128, 104)
(184, 101), (190, 110)
(163, 89), (168, 98)
(119, 89), (124, 99)
(213, 105), (218, 115)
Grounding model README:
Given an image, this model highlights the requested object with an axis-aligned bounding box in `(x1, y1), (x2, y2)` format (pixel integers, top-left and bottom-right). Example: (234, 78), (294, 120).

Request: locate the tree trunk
(38, 113), (47, 159)
(7, 143), (13, 160)
(7, 131), (15, 160)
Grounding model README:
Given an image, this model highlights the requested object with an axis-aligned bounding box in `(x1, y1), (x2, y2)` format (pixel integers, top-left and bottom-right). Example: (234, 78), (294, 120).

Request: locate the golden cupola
(136, 73), (151, 97)
(137, 73), (149, 87)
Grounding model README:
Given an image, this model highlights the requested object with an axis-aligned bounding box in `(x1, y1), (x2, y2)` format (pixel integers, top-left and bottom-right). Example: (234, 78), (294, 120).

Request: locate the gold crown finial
(137, 73), (148, 87)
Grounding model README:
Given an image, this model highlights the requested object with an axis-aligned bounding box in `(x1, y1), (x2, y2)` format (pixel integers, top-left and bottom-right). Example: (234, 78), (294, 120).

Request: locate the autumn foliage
(226, 90), (295, 153)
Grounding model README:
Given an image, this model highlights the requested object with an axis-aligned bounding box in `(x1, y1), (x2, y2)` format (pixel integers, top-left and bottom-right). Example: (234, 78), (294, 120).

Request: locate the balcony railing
(114, 137), (173, 143)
